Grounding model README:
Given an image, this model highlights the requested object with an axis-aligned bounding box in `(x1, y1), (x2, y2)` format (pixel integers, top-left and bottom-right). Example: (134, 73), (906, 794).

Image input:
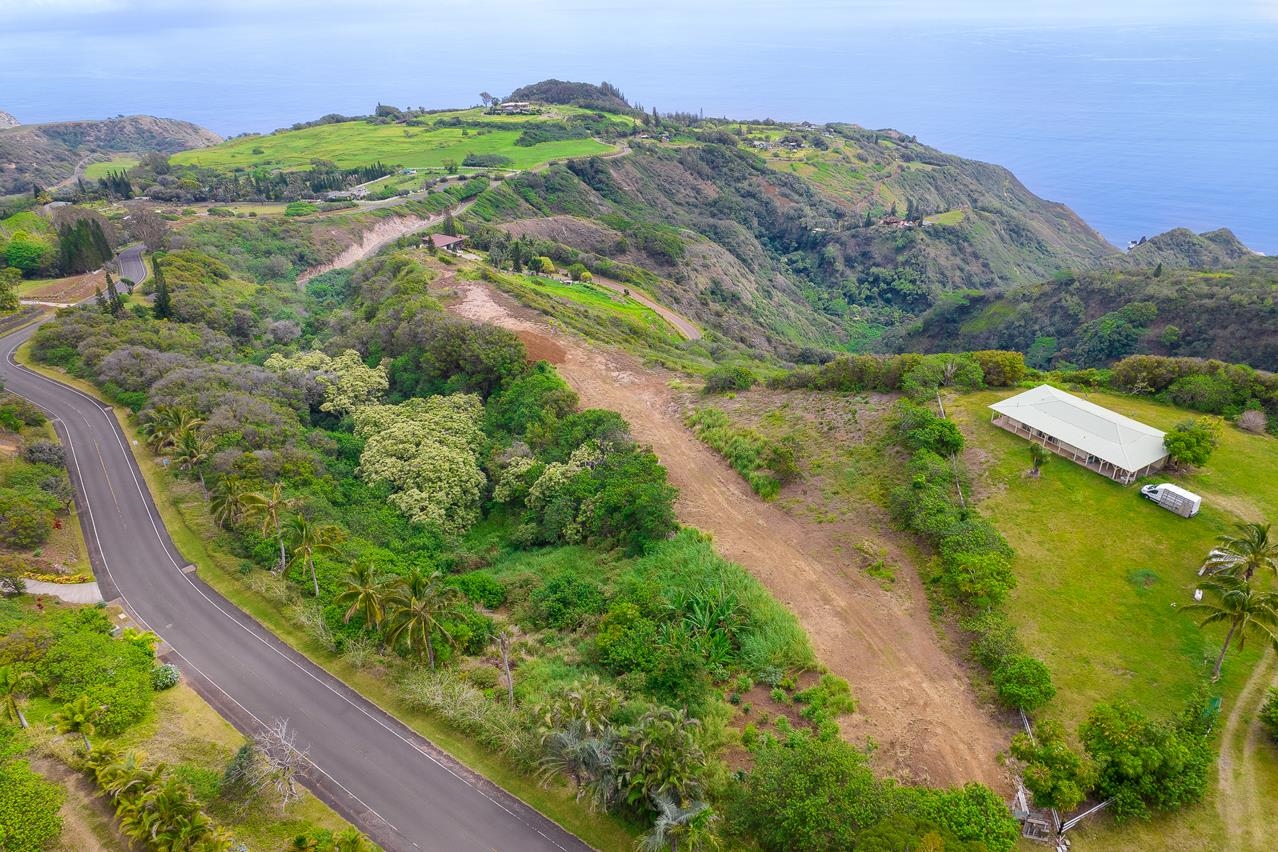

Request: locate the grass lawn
(15, 340), (641, 852)
(82, 156), (140, 181)
(952, 388), (1278, 726)
(172, 120), (616, 172)
(925, 209), (967, 226)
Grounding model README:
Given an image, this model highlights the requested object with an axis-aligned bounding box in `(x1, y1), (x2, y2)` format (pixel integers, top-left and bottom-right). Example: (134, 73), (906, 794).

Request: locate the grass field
(952, 389), (1278, 727)
(83, 156), (140, 180)
(172, 118), (616, 172)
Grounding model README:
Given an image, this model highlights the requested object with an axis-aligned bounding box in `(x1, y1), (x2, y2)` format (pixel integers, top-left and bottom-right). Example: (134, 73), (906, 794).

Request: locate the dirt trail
(1216, 648), (1278, 850)
(451, 280), (1011, 790)
(298, 214), (433, 285)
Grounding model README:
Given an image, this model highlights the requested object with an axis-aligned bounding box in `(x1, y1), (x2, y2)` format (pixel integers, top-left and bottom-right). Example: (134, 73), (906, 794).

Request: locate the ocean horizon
(2, 10), (1274, 253)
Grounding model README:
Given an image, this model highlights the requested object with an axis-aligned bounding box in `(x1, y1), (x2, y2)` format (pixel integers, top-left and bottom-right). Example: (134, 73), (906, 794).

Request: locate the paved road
(118, 243), (147, 284)
(0, 305), (590, 852)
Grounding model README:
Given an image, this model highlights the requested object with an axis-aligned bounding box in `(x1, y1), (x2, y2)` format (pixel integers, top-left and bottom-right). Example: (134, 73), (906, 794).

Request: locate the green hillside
(894, 260), (1278, 371)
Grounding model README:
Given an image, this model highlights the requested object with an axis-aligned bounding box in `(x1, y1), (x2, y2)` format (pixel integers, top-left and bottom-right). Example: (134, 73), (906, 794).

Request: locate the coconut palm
(640, 791), (719, 852)
(284, 514), (345, 598)
(1185, 575), (1278, 680)
(335, 563), (387, 628)
(171, 427), (213, 496)
(210, 475), (250, 529)
(141, 405), (204, 455)
(383, 569), (463, 669)
(97, 750), (163, 802)
(0, 665), (43, 728)
(241, 483), (299, 574)
(1201, 522), (1278, 582)
(51, 693), (103, 751)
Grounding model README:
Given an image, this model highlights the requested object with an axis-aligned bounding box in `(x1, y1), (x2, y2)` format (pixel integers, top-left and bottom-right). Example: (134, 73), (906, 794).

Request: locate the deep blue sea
(2, 5), (1275, 253)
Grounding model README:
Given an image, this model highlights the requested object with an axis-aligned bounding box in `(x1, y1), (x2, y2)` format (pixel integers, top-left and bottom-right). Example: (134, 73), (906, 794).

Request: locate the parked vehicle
(1140, 483), (1202, 518)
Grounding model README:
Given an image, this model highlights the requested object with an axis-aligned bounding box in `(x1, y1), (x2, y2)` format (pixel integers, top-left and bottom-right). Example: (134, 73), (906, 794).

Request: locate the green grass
(15, 341), (639, 852)
(82, 156), (140, 181)
(925, 209), (966, 226)
(172, 119), (616, 173)
(950, 389), (1278, 728)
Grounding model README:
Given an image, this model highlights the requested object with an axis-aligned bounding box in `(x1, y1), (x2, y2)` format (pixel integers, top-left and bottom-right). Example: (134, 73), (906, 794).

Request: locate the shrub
(527, 572), (608, 630)
(704, 365), (756, 394)
(899, 783), (1020, 852)
(1164, 416), (1222, 468)
(1080, 699), (1211, 821)
(795, 674), (857, 724)
(0, 757), (66, 851)
(284, 201), (320, 217)
(0, 488), (56, 549)
(1010, 720), (1096, 812)
(896, 401), (964, 456)
(151, 663), (180, 690)
(20, 439), (65, 468)
(964, 610), (1023, 670)
(972, 350), (1027, 387)
(1237, 408), (1268, 434)
(38, 629), (156, 735)
(992, 655), (1055, 711)
(449, 572), (506, 609)
(1259, 688), (1278, 744)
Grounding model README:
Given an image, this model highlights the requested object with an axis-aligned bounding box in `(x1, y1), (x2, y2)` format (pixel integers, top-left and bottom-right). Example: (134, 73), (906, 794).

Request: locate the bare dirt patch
(1217, 649), (1278, 850)
(22, 269), (105, 305)
(298, 214), (433, 285)
(448, 280), (1013, 791)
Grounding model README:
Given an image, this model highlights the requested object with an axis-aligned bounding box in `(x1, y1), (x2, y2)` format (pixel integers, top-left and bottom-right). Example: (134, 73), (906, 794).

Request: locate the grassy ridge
(172, 120), (615, 172)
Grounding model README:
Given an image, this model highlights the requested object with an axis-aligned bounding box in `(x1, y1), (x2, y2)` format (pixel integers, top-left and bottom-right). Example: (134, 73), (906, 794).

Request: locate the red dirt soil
(447, 278), (1013, 791)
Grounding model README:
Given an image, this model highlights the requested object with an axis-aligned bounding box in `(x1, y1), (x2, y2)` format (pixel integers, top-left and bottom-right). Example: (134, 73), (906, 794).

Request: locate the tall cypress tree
(94, 286), (108, 313)
(105, 272), (123, 316)
(152, 256), (172, 320)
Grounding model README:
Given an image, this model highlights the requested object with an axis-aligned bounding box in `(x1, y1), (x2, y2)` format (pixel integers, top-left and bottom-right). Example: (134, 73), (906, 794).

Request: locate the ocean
(2, 6), (1274, 253)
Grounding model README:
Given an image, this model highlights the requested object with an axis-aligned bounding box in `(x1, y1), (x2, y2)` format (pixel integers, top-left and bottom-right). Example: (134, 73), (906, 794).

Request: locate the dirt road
(450, 279), (1011, 790)
(1216, 648), (1278, 849)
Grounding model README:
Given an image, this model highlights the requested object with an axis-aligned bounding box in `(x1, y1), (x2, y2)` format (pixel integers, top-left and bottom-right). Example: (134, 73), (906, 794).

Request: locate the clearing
(82, 155), (140, 181)
(445, 276), (1012, 790)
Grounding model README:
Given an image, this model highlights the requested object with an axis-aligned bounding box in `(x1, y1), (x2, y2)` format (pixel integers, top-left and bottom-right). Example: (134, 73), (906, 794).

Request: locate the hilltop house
(427, 233), (466, 254)
(989, 385), (1168, 484)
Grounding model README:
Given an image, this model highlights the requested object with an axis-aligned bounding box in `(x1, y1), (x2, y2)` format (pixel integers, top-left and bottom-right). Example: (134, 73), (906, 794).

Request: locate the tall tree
(284, 514), (345, 597)
(0, 665), (43, 729)
(1201, 522), (1278, 583)
(1185, 575), (1278, 680)
(384, 569), (463, 669)
(105, 272), (123, 316)
(171, 427), (212, 495)
(152, 255), (172, 320)
(241, 483), (298, 574)
(210, 475), (250, 529)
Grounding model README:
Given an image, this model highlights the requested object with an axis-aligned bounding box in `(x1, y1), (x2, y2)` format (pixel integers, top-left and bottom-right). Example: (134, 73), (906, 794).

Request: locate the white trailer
(1140, 483), (1202, 518)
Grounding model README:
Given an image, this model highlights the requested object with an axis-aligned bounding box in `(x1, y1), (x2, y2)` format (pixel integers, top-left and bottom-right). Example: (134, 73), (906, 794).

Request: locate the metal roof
(989, 384), (1168, 473)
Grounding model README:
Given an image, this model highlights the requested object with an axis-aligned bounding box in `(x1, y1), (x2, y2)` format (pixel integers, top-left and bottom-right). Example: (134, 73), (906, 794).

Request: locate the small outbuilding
(426, 233), (466, 254)
(989, 384), (1168, 484)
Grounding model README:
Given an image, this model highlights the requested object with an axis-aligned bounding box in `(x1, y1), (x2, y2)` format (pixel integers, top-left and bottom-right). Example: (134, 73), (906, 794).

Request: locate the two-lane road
(0, 302), (590, 851)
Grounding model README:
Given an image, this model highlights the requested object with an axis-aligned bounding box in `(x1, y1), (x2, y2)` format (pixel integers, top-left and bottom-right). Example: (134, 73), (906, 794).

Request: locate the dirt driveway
(449, 279), (1012, 790)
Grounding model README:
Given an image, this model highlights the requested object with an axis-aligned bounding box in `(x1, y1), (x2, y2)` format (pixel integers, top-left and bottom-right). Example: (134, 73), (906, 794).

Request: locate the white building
(989, 385), (1169, 484)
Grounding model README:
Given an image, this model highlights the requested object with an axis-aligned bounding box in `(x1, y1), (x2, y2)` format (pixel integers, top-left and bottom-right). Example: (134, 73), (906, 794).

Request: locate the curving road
(0, 266), (590, 851)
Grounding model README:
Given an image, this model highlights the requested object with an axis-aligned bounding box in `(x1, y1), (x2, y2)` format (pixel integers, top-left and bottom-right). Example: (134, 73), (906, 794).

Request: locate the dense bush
(0, 487), (57, 549)
(991, 654), (1056, 711)
(151, 663), (180, 690)
(0, 752), (65, 851)
(1164, 417), (1222, 468)
(703, 364), (755, 394)
(38, 626), (156, 735)
(527, 571), (608, 630)
(20, 439), (64, 468)
(1260, 688), (1278, 744)
(1010, 719), (1096, 811)
(1080, 699), (1212, 820)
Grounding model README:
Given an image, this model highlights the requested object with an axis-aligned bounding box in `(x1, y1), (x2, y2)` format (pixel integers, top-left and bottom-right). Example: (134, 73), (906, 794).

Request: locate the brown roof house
(426, 233), (466, 254)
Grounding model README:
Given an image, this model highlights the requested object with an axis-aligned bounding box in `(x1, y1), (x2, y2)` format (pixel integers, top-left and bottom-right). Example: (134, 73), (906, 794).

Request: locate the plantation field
(172, 119), (616, 172)
(950, 389), (1278, 726)
(83, 156), (140, 180)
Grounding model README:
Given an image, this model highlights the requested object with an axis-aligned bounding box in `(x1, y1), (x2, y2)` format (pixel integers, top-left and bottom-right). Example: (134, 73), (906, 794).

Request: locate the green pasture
(83, 156), (140, 180)
(172, 119), (616, 172)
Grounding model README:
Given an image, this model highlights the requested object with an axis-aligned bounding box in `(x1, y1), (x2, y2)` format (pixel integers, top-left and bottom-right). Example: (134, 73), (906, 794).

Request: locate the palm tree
(640, 791), (719, 852)
(285, 514), (345, 598)
(335, 563), (387, 628)
(0, 665), (43, 729)
(1028, 442), (1051, 477)
(537, 718), (619, 811)
(96, 750), (163, 803)
(140, 405), (204, 455)
(210, 475), (250, 529)
(1185, 575), (1278, 680)
(333, 827), (375, 852)
(1201, 522), (1278, 582)
(241, 483), (298, 574)
(51, 694), (103, 751)
(171, 427), (212, 496)
(384, 569), (463, 669)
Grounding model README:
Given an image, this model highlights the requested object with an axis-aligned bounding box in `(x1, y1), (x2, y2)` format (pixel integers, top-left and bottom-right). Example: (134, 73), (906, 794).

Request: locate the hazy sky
(4, 0), (1278, 29)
